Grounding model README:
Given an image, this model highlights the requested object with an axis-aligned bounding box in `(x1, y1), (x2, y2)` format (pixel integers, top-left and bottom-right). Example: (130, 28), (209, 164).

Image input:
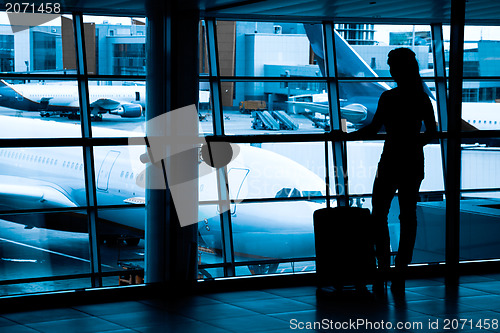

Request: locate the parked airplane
(0, 80), (145, 119)
(289, 90), (500, 132)
(296, 24), (500, 133)
(0, 115), (325, 274)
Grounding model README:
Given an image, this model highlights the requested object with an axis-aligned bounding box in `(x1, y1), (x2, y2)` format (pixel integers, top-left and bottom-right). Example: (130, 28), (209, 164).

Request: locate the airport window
(0, 12), (136, 293)
(460, 136), (500, 261)
(0, 7), (497, 297)
(200, 19), (458, 280)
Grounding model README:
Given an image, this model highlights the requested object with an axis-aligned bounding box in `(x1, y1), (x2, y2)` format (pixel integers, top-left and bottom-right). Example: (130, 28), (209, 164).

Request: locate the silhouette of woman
(349, 48), (437, 293)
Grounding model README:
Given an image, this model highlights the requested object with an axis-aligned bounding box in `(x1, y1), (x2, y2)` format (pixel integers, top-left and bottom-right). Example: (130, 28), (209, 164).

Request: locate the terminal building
(0, 1), (500, 331)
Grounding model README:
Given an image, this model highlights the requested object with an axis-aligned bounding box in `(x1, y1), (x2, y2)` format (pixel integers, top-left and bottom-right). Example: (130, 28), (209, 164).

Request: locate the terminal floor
(2, 274), (500, 332)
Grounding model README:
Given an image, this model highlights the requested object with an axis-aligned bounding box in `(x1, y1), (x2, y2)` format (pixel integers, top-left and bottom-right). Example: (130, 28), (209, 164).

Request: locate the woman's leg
(371, 170), (397, 270)
(391, 176), (423, 293)
(396, 176), (423, 269)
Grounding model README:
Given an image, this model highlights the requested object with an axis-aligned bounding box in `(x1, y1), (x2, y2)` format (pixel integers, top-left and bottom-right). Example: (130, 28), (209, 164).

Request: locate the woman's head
(387, 48), (421, 88)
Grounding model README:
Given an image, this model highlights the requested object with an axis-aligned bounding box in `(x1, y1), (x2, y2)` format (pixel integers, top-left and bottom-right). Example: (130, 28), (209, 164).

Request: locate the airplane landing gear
(91, 114), (103, 121)
(40, 111), (56, 118)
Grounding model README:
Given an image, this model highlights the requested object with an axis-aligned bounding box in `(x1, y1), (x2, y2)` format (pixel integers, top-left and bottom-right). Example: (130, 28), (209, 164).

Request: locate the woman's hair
(387, 47), (424, 92)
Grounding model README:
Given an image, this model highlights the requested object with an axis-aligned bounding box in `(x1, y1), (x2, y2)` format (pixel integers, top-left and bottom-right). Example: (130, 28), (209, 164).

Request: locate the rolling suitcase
(313, 206), (377, 291)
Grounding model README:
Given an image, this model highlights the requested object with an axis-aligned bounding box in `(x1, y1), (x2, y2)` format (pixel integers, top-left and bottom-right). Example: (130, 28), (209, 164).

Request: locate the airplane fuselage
(0, 82), (145, 117)
(0, 116), (324, 261)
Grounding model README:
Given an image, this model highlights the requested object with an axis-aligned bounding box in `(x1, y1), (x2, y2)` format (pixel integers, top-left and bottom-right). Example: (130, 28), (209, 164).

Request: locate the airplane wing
(0, 175), (78, 210)
(90, 98), (122, 110)
(287, 101), (367, 124)
(90, 99), (143, 117)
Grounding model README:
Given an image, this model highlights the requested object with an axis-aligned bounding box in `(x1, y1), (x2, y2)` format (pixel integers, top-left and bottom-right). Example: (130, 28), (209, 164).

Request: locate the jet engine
(110, 103), (143, 118)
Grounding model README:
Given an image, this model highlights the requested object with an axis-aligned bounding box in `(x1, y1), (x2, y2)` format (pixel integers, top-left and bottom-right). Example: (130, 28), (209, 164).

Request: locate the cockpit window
(275, 188), (291, 198)
(275, 187), (301, 198)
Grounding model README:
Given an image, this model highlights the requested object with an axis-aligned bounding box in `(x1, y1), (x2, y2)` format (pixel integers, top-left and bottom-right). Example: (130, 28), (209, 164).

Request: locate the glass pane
(0, 147), (86, 211)
(88, 80), (145, 137)
(460, 136), (500, 261)
(217, 21), (323, 77)
(0, 278), (92, 297)
(198, 267), (224, 280)
(344, 139), (446, 265)
(222, 81), (328, 135)
(336, 82), (388, 131)
(459, 190), (500, 262)
(462, 26), (500, 77)
(0, 79), (81, 138)
(346, 141), (444, 195)
(0, 15), (73, 74)
(199, 20), (209, 76)
(0, 211), (91, 296)
(226, 143), (326, 201)
(231, 200), (325, 266)
(462, 141), (500, 191)
(198, 204), (224, 272)
(235, 259), (316, 277)
(335, 24), (432, 78)
(93, 145), (146, 206)
(460, 81), (500, 131)
(98, 207), (145, 287)
(83, 16), (146, 76)
(199, 80), (213, 136)
(444, 25), (500, 77)
(350, 195), (446, 265)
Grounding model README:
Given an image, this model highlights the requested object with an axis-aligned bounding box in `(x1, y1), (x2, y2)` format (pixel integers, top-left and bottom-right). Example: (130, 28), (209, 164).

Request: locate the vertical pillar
(205, 18), (235, 277)
(145, 1), (199, 288)
(446, 0), (466, 285)
(431, 24), (449, 180)
(73, 13), (101, 288)
(323, 22), (349, 206)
